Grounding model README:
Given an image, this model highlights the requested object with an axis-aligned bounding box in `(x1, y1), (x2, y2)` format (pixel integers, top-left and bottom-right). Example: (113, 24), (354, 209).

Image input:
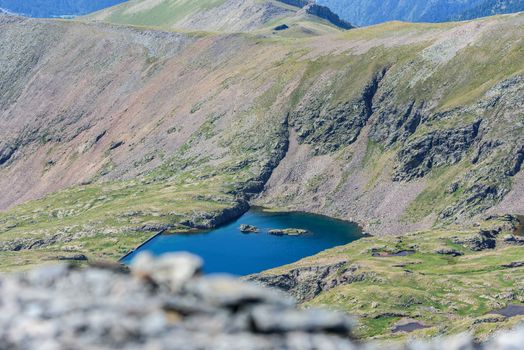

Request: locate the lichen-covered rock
(1, 253), (524, 349)
(0, 253), (359, 350)
(131, 252), (203, 292)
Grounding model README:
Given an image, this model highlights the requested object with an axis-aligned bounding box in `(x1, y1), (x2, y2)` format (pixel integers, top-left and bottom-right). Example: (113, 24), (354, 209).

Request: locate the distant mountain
(0, 0), (127, 18)
(456, 0), (524, 20)
(316, 0), (524, 26)
(3, 0), (522, 24)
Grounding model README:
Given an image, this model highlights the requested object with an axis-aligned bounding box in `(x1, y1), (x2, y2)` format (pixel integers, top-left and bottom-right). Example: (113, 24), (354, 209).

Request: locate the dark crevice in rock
(237, 113), (290, 199)
(273, 24), (289, 31)
(95, 130), (107, 143)
(362, 68), (386, 119)
(501, 262), (524, 269)
(471, 139), (503, 164)
(506, 144), (524, 176)
(109, 140), (124, 150)
(0, 144), (17, 166)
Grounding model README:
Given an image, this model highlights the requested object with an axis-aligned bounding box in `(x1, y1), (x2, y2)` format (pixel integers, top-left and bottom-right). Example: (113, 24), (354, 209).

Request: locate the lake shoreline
(119, 203), (365, 265)
(120, 207), (363, 275)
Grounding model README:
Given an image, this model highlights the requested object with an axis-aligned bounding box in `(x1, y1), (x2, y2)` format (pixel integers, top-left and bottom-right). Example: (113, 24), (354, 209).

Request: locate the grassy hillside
(251, 215), (524, 340)
(0, 12), (522, 270)
(89, 0), (228, 28)
(85, 0), (343, 34)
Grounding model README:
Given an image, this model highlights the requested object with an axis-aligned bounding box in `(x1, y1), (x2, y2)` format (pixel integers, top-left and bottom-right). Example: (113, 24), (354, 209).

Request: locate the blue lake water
(122, 208), (362, 275)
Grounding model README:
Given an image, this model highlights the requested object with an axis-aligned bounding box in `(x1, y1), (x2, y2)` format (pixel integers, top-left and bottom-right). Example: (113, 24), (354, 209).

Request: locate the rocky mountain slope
(316, 0), (524, 26)
(0, 1), (523, 342)
(0, 10), (522, 271)
(0, 0), (126, 17)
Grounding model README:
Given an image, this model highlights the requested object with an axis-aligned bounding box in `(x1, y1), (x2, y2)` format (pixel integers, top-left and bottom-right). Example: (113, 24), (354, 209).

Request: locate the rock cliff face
(254, 20), (524, 233)
(245, 260), (368, 302)
(393, 120), (481, 181)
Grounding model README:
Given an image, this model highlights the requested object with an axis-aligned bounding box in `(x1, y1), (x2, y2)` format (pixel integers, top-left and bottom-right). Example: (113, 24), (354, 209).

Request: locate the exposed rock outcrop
(302, 3), (354, 29)
(501, 261), (524, 269)
(240, 224), (259, 233)
(245, 261), (368, 302)
(394, 121), (481, 181)
(452, 229), (499, 251)
(368, 101), (422, 147)
(179, 199), (250, 230)
(269, 228), (308, 236)
(57, 254), (88, 261)
(291, 69), (386, 155)
(0, 143), (16, 166)
(277, 0), (354, 29)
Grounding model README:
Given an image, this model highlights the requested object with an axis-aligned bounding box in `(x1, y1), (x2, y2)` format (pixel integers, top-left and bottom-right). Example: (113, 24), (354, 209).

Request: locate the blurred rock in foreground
(0, 253), (522, 350)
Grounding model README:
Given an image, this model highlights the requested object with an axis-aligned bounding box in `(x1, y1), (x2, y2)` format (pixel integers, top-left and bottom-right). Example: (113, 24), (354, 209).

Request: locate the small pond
(122, 208), (362, 275)
(392, 322), (430, 333)
(490, 304), (524, 318)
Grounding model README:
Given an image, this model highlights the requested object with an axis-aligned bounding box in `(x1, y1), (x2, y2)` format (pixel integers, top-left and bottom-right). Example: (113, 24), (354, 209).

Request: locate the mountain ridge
(85, 0), (354, 33)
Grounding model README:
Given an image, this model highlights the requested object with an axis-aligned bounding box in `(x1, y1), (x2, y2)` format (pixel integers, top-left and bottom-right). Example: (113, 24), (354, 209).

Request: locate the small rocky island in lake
(239, 224), (259, 233)
(268, 228), (308, 236)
